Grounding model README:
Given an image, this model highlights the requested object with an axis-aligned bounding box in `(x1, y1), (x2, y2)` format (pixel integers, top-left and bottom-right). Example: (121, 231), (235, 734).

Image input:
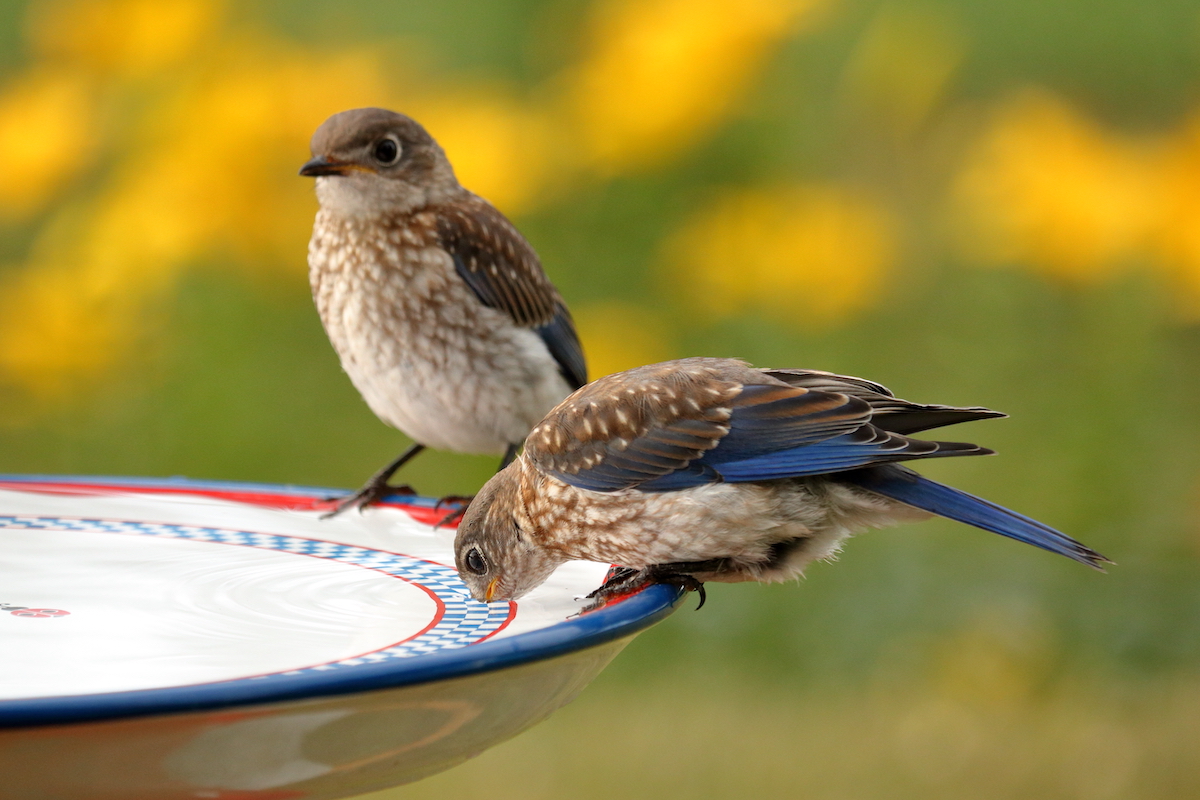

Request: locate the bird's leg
(585, 566), (644, 598)
(577, 568), (648, 614)
(432, 495), (473, 529)
(322, 443), (425, 519)
(584, 559), (732, 611)
(431, 443), (521, 528)
(641, 560), (734, 610)
(499, 442), (520, 469)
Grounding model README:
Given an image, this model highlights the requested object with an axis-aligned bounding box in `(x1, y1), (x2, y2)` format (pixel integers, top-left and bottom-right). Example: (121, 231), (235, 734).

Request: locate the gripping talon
(433, 507), (465, 529)
(581, 565), (708, 611)
(320, 483), (415, 519)
(658, 573), (706, 609)
(432, 495), (474, 529)
(434, 494), (473, 511)
(586, 567), (640, 600)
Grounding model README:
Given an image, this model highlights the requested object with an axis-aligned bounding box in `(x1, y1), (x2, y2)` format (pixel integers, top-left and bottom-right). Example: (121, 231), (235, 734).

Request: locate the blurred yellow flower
(573, 301), (676, 379)
(131, 42), (392, 266)
(0, 68), (97, 218)
(951, 90), (1153, 282)
(0, 31), (395, 399)
(28, 0), (224, 76)
(663, 185), (898, 327)
(411, 92), (561, 216)
(841, 3), (967, 137)
(0, 0), (835, 404)
(949, 88), (1200, 316)
(1150, 114), (1200, 317)
(566, 0), (829, 174)
(0, 261), (154, 398)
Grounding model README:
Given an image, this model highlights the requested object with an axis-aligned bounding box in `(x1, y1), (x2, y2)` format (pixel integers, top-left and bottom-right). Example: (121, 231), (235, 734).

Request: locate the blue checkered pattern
(0, 515), (512, 670)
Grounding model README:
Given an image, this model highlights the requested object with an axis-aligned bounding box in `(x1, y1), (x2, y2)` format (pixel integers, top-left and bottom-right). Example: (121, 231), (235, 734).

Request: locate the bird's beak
(484, 578), (500, 603)
(299, 155), (358, 177)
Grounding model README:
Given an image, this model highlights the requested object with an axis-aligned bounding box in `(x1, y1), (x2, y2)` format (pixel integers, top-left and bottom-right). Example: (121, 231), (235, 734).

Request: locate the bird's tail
(845, 466), (1110, 569)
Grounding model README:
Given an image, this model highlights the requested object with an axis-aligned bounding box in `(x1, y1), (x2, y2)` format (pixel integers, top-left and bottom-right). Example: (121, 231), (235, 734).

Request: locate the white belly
(559, 479), (923, 582)
(345, 322), (574, 455)
(312, 239), (575, 456)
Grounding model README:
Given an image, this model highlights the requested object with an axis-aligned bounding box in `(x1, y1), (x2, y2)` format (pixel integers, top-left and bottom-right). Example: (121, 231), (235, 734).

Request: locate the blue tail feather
(845, 467), (1109, 569)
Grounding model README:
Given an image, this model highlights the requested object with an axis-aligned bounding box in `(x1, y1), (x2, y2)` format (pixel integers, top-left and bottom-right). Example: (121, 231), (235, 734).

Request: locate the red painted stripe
(0, 481), (454, 527)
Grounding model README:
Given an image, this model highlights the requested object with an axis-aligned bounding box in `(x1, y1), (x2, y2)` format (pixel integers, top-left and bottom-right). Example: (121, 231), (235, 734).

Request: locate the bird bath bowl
(0, 476), (681, 799)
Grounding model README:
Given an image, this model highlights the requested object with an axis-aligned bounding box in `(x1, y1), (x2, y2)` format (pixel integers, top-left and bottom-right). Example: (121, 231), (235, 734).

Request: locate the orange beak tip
(484, 578), (499, 603)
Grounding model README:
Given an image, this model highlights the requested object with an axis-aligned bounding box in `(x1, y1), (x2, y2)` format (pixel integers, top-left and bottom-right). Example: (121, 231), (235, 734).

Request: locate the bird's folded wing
(437, 198), (587, 388)
(527, 360), (999, 493)
(764, 368), (1005, 434)
(437, 199), (560, 326)
(527, 363), (900, 492)
(534, 304), (587, 390)
(703, 431), (991, 484)
(763, 368), (894, 397)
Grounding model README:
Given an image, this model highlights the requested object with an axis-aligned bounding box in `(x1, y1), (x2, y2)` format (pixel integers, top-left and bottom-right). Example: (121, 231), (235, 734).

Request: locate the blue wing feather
(540, 379), (990, 492)
(437, 201), (587, 389)
(844, 466), (1108, 568)
(707, 385), (869, 461)
(535, 305), (587, 390)
(710, 433), (982, 482)
(531, 361), (991, 494)
(633, 463), (722, 492)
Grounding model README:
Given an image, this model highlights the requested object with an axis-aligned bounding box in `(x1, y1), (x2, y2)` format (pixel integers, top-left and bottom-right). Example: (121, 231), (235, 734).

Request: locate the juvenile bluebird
(300, 108), (586, 516)
(454, 358), (1108, 605)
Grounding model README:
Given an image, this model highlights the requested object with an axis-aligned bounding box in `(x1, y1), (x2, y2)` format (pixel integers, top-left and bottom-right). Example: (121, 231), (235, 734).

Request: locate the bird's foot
(320, 482), (416, 520)
(579, 568), (649, 614)
(433, 495), (474, 529)
(582, 561), (718, 613)
(586, 566), (644, 599)
(648, 568), (707, 610)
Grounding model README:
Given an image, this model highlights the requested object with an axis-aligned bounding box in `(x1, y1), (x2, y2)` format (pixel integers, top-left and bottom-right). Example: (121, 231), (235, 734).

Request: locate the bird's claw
(580, 565), (707, 613)
(645, 570), (707, 610)
(433, 495), (474, 529)
(434, 494), (474, 511)
(320, 483), (416, 519)
(679, 575), (707, 610)
(585, 567), (642, 599)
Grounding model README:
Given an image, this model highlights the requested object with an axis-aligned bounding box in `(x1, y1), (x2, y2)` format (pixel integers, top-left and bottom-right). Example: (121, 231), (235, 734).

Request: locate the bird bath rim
(0, 473), (683, 729)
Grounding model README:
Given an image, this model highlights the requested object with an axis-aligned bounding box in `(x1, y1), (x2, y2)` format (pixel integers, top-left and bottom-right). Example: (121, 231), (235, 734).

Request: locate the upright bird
(301, 108), (587, 516)
(454, 358), (1108, 605)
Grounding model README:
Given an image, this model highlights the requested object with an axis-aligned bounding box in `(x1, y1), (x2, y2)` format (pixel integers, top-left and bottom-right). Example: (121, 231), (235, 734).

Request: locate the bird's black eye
(465, 547), (487, 575)
(373, 138), (400, 164)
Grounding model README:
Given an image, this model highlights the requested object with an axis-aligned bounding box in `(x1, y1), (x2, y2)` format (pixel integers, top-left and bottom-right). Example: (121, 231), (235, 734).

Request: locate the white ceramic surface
(0, 477), (680, 799)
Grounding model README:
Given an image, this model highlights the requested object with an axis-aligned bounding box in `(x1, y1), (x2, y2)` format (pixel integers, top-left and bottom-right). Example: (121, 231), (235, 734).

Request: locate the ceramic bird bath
(0, 476), (681, 799)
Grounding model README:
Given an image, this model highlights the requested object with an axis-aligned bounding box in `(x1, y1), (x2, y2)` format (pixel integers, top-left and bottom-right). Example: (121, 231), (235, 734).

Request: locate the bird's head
(454, 463), (564, 603)
(300, 107), (460, 217)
